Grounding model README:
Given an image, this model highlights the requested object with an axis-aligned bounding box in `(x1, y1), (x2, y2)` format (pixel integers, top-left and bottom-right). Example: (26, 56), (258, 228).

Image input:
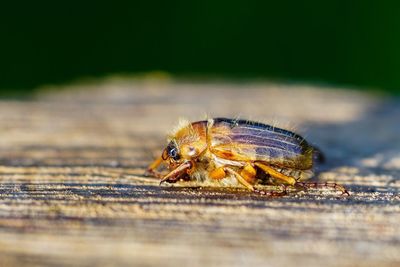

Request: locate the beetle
(147, 118), (348, 196)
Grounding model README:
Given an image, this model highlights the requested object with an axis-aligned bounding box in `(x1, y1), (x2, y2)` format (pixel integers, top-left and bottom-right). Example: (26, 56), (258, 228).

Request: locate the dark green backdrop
(2, 1), (400, 93)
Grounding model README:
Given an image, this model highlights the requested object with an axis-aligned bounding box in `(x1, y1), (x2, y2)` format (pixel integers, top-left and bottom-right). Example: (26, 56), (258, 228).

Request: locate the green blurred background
(1, 1), (400, 94)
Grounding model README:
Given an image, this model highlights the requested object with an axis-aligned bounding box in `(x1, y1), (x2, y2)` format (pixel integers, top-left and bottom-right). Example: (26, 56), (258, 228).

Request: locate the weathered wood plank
(0, 80), (399, 267)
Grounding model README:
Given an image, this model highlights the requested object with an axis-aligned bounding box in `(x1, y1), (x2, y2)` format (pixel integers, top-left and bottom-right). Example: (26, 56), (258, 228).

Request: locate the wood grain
(0, 79), (399, 267)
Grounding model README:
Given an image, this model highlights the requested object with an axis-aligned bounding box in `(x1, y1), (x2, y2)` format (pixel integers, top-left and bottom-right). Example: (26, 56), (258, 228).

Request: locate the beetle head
(162, 120), (208, 169)
(162, 139), (206, 167)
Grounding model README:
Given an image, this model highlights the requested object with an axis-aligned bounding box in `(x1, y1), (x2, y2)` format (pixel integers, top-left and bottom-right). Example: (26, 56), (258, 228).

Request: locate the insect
(147, 118), (348, 196)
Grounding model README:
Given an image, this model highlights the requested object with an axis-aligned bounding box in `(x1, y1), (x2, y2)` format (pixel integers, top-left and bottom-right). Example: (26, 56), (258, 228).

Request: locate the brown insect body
(148, 118), (348, 195)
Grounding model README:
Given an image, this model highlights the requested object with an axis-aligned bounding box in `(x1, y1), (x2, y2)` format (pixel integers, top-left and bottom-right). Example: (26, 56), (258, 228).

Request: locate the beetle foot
(254, 188), (287, 197)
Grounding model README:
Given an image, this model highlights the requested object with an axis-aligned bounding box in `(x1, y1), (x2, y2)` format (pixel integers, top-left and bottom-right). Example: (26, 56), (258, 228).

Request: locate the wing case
(208, 118), (314, 169)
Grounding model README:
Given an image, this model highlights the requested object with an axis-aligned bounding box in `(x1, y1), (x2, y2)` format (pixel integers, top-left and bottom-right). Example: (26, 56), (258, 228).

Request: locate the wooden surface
(0, 79), (399, 267)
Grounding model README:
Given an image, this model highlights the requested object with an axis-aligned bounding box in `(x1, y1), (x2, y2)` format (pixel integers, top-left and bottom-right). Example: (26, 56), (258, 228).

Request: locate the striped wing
(209, 118), (314, 169)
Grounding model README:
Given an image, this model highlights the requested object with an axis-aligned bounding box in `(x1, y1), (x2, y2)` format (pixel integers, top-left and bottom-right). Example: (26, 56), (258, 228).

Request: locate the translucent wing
(209, 118), (314, 169)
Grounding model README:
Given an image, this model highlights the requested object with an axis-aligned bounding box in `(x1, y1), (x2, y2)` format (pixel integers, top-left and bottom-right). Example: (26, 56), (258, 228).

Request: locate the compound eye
(167, 143), (180, 161)
(169, 147), (177, 158)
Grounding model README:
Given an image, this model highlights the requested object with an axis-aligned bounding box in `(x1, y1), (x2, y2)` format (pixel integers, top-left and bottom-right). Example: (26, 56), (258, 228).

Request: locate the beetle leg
(209, 164), (256, 183)
(240, 163), (257, 184)
(295, 181), (350, 195)
(159, 161), (193, 185)
(209, 167), (227, 180)
(210, 165), (286, 196)
(254, 162), (297, 186)
(146, 156), (164, 178)
(224, 167), (254, 191)
(253, 187), (287, 197)
(226, 166), (287, 196)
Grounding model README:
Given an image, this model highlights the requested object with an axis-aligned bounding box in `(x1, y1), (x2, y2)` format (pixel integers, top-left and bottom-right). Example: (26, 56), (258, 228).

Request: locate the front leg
(159, 161), (193, 185)
(146, 156), (164, 178)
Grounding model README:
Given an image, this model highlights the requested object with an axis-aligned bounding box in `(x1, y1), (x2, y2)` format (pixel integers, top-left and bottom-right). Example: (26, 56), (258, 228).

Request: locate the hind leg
(295, 181), (350, 195)
(254, 162), (349, 195)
